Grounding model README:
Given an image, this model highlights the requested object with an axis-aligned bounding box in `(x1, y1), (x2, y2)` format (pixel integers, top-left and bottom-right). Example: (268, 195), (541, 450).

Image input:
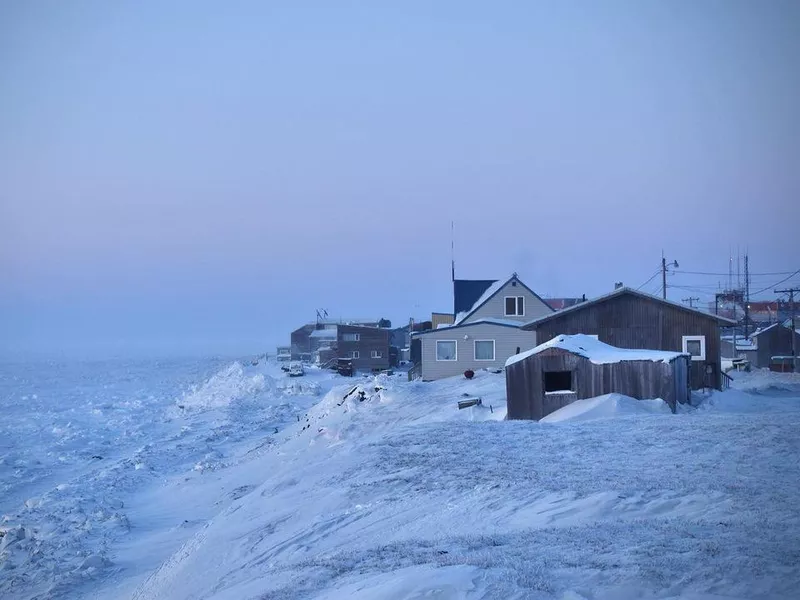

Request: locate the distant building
(722, 322), (800, 369)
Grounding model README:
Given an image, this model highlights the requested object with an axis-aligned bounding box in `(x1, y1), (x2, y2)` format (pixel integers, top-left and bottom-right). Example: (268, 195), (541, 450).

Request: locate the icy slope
(133, 371), (800, 600)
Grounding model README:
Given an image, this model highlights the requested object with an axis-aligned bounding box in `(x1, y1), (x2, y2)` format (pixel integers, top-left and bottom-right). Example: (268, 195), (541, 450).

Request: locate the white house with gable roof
(412, 273), (553, 380)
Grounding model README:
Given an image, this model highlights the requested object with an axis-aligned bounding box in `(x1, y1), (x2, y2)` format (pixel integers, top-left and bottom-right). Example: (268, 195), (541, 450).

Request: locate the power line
(637, 268), (662, 291)
(673, 269), (797, 276)
(751, 268), (800, 296)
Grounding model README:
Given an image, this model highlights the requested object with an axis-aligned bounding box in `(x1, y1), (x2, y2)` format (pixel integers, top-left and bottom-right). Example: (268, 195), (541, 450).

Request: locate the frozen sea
(0, 356), (334, 599)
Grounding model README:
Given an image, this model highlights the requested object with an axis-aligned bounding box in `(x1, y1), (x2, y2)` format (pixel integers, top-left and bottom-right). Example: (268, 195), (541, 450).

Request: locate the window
(504, 296), (525, 316)
(351, 350), (360, 359)
(474, 340), (495, 361)
(544, 371), (572, 392)
(436, 340), (457, 361)
(682, 335), (706, 361)
(370, 350), (382, 359)
(342, 333), (360, 342)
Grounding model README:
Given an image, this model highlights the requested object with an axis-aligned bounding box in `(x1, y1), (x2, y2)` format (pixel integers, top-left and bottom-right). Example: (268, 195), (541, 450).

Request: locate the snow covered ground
(2, 361), (800, 599)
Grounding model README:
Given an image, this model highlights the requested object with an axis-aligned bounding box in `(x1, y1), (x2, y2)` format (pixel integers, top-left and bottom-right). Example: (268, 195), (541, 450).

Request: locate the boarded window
(474, 340), (495, 361)
(544, 371), (572, 392)
(436, 340), (457, 361)
(342, 333), (360, 342)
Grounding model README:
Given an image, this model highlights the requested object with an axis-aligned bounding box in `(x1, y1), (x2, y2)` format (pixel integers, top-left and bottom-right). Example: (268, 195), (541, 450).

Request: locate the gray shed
(505, 334), (691, 420)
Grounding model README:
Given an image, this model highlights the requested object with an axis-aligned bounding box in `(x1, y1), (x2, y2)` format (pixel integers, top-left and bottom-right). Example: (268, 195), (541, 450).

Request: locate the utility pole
(744, 253), (750, 338)
(660, 253), (678, 300)
(682, 297), (700, 308)
(775, 287), (799, 371)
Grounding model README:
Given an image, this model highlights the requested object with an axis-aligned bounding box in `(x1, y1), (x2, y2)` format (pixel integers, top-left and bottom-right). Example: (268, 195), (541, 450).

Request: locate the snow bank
(178, 362), (275, 410)
(540, 393), (671, 423)
(506, 334), (686, 367)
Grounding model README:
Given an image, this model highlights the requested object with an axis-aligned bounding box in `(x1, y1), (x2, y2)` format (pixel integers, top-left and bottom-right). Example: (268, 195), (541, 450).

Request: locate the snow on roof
(413, 318), (524, 336)
(505, 334), (687, 368)
(309, 328), (337, 338)
(454, 278), (508, 324)
(521, 287), (737, 329)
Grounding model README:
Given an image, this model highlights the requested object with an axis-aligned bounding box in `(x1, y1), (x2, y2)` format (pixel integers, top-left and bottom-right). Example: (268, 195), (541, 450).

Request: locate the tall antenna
(451, 220), (455, 282)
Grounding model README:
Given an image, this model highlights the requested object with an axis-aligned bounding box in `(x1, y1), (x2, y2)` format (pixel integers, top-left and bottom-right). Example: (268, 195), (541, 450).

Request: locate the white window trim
(474, 339), (496, 361)
(504, 296), (525, 317)
(682, 335), (706, 361)
(370, 350), (382, 359)
(342, 333), (361, 342)
(436, 340), (458, 361)
(351, 350), (360, 359)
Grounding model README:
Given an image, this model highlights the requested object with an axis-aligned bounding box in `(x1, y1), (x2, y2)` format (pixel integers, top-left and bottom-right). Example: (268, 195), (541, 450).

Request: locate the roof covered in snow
(505, 334), (687, 367)
(521, 287), (737, 329)
(309, 328), (337, 338)
(413, 318), (525, 336)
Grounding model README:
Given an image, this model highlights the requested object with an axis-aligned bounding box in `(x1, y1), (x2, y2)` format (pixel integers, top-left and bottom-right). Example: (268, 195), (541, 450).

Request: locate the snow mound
(541, 393), (671, 423)
(179, 362), (275, 410)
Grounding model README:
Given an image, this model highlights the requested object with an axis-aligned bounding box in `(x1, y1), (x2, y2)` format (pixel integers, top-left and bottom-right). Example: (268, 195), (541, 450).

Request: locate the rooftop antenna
(451, 220), (455, 282)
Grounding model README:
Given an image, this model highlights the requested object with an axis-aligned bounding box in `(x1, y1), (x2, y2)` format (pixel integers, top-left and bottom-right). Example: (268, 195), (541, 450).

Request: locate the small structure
(505, 334), (691, 420)
(521, 287), (736, 390)
(276, 346), (292, 362)
(724, 322), (800, 369)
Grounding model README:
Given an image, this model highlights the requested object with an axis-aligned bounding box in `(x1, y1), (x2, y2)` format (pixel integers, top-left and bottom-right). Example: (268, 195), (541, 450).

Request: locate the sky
(1, 0), (799, 358)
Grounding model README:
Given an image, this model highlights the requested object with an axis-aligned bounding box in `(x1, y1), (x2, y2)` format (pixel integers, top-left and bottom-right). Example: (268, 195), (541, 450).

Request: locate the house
(431, 312), (455, 330)
(723, 322), (800, 369)
(411, 273), (553, 380)
(276, 346), (292, 361)
(520, 287), (737, 390)
(290, 318), (385, 360)
(505, 334), (691, 420)
(336, 324), (393, 371)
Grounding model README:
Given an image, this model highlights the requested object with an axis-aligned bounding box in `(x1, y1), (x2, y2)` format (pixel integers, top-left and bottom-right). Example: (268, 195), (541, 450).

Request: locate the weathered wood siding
(463, 280), (552, 325)
(755, 327), (800, 368)
(506, 347), (690, 420)
(418, 323), (537, 380)
(530, 294), (722, 390)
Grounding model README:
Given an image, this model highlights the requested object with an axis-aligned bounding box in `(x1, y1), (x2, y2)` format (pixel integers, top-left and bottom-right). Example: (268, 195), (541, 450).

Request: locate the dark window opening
(544, 371), (572, 392)
(505, 297), (516, 315)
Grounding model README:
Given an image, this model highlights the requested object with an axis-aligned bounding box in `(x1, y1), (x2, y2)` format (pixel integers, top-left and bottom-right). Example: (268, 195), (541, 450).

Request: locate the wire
(750, 268), (800, 296)
(673, 270), (798, 276)
(637, 268), (662, 291)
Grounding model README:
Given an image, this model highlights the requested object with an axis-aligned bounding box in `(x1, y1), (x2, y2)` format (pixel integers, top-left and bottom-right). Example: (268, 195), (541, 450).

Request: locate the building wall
(505, 347), (689, 420)
(337, 325), (391, 371)
(417, 323), (537, 380)
(755, 327), (800, 368)
(463, 280), (552, 325)
(290, 325), (315, 359)
(528, 293), (723, 390)
(431, 312), (455, 330)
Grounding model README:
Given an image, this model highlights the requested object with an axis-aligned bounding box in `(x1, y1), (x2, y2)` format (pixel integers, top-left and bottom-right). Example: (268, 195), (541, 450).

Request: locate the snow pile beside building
(540, 393), (671, 423)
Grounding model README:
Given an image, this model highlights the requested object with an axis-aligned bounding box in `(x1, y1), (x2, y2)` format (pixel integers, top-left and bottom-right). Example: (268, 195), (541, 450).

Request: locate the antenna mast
(451, 221), (455, 282)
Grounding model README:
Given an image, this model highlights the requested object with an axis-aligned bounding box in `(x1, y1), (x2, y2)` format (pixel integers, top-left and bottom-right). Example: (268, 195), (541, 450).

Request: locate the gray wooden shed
(505, 334), (691, 420)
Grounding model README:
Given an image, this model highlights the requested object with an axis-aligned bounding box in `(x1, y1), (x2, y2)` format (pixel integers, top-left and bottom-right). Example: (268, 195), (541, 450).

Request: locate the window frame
(351, 350), (360, 359)
(342, 333), (361, 342)
(681, 335), (706, 361)
(473, 339), (496, 361)
(504, 296), (525, 316)
(370, 350), (382, 359)
(435, 340), (458, 362)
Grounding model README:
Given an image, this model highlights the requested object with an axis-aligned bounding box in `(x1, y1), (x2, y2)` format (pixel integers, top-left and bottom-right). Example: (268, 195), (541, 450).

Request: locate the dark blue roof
(453, 279), (497, 316)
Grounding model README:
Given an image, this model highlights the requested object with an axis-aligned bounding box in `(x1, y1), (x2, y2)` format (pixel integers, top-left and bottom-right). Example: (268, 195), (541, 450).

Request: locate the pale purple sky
(1, 0), (798, 357)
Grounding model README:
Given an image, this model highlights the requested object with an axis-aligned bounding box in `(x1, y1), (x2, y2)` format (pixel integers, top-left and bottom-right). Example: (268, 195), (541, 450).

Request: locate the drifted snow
(2, 361), (800, 600)
(506, 333), (687, 367)
(540, 393), (672, 422)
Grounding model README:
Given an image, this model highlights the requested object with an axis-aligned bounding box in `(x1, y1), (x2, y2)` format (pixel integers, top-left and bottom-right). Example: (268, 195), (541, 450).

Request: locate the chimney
(615, 282), (624, 290)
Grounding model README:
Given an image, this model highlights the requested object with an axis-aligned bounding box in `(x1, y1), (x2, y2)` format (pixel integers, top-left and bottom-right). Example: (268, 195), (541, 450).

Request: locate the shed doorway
(544, 371), (572, 393)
